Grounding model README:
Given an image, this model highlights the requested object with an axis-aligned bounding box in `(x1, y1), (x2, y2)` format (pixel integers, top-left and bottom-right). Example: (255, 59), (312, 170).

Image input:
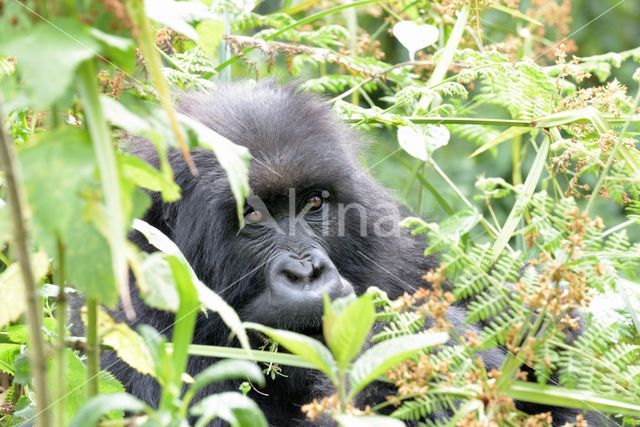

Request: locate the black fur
(104, 81), (614, 426)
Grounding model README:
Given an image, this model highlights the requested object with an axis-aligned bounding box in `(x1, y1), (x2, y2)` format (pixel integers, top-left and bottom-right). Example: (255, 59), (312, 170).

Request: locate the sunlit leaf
(398, 124), (450, 161)
(0, 19), (99, 106)
(349, 331), (448, 397)
(145, 0), (214, 40)
(0, 252), (49, 328)
(392, 21), (439, 60)
(19, 128), (117, 304)
(323, 293), (375, 369)
(69, 392), (148, 427)
(191, 391), (268, 427)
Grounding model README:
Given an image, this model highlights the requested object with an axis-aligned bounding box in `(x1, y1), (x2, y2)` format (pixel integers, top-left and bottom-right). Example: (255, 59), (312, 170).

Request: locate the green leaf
(190, 391), (268, 427)
(348, 331), (448, 397)
(0, 343), (20, 374)
(505, 381), (640, 417)
(178, 113), (251, 225)
(89, 28), (136, 73)
(146, 0), (214, 40)
(133, 219), (251, 350)
(139, 252), (180, 312)
(196, 19), (225, 60)
(50, 349), (125, 421)
(185, 359), (265, 406)
(323, 293), (376, 369)
(69, 393), (148, 427)
(335, 414), (405, 427)
(245, 322), (338, 381)
(166, 255), (200, 385)
(19, 128), (117, 304)
(94, 307), (155, 377)
(397, 124), (450, 161)
(0, 19), (99, 106)
(119, 152), (181, 202)
(0, 252), (49, 328)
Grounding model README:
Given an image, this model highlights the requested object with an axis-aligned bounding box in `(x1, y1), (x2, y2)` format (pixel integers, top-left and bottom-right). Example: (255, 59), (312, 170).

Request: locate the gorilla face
(136, 81), (430, 339)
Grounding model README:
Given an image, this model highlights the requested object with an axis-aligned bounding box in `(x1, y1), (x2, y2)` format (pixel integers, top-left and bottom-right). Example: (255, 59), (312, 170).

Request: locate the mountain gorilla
(105, 81), (604, 426)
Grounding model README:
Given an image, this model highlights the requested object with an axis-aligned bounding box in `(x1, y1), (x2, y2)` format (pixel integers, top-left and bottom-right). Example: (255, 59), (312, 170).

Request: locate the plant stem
(0, 102), (51, 427)
(85, 298), (100, 397)
(55, 238), (67, 427)
(126, 0), (197, 175)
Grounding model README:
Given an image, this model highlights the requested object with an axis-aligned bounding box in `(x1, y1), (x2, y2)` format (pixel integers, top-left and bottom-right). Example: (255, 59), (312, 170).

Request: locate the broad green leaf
(196, 19), (225, 60)
(139, 252), (180, 312)
(187, 359), (265, 404)
(119, 152), (181, 202)
(145, 0), (214, 40)
(505, 381), (640, 417)
(133, 219), (251, 350)
(69, 392), (148, 427)
(348, 331), (448, 397)
(398, 124), (450, 161)
(50, 350), (125, 422)
(245, 322), (338, 381)
(19, 128), (117, 304)
(0, 252), (49, 328)
(89, 28), (136, 73)
(166, 255), (200, 385)
(323, 293), (375, 369)
(0, 343), (20, 374)
(0, 19), (99, 106)
(178, 114), (251, 225)
(191, 391), (268, 427)
(92, 307), (155, 377)
(100, 95), (151, 134)
(335, 414), (405, 427)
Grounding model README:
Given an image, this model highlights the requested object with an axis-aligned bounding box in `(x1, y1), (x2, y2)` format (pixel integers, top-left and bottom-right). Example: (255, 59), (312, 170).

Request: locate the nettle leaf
(0, 252), (49, 328)
(0, 343), (20, 374)
(92, 307), (155, 377)
(118, 152), (181, 202)
(49, 349), (124, 421)
(69, 393), (148, 427)
(146, 0), (214, 40)
(179, 113), (251, 225)
(89, 28), (136, 73)
(133, 219), (251, 350)
(246, 322), (338, 382)
(191, 391), (268, 427)
(139, 252), (180, 312)
(19, 128), (117, 305)
(398, 124), (450, 161)
(348, 331), (448, 397)
(0, 18), (99, 106)
(323, 293), (376, 370)
(392, 21), (439, 60)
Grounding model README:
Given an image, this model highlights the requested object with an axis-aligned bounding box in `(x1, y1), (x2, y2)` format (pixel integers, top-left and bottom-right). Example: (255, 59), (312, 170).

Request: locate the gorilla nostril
(285, 270), (301, 283)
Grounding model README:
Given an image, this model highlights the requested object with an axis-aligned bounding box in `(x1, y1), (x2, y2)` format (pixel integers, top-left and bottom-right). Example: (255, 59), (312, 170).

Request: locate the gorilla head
(134, 81), (433, 339)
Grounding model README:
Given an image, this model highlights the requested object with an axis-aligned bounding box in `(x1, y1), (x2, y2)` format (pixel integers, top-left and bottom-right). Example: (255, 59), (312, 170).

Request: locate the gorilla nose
(268, 249), (353, 301)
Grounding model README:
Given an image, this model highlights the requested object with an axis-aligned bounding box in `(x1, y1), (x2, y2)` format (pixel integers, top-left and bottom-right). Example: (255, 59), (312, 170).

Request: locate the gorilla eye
(306, 192), (325, 211)
(246, 209), (264, 223)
